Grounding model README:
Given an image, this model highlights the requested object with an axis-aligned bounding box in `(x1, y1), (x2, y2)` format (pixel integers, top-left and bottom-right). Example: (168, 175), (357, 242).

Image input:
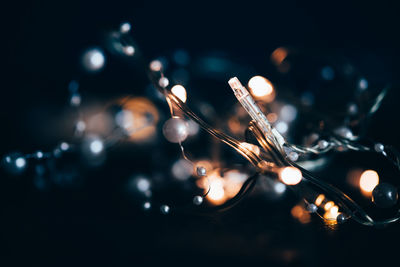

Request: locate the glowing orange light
(266, 113), (278, 123)
(201, 169), (246, 205)
(228, 117), (242, 134)
(117, 97), (159, 142)
(171, 85), (187, 103)
(359, 170), (379, 194)
(271, 47), (288, 65)
(315, 194), (325, 206)
(323, 210), (338, 224)
(291, 205), (311, 224)
(324, 201), (334, 211)
(248, 76), (275, 102)
(330, 205), (339, 216)
(207, 177), (225, 204)
(240, 142), (260, 156)
(279, 167), (302, 185)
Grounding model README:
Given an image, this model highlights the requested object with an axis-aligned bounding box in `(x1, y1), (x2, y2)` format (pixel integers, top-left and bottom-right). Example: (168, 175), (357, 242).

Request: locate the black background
(2, 1), (400, 266)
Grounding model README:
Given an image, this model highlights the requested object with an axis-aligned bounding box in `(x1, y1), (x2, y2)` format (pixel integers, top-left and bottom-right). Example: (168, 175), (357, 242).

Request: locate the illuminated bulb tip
(228, 77), (243, 90)
(248, 76), (274, 98)
(279, 167), (302, 185)
(359, 170), (379, 193)
(171, 85), (187, 103)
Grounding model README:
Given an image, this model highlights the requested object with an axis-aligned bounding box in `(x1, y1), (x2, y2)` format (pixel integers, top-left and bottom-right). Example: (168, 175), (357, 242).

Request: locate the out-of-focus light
(60, 142), (69, 151)
(171, 159), (193, 181)
(173, 49), (190, 66)
(360, 170), (379, 194)
(171, 85), (187, 103)
(280, 104), (297, 122)
(248, 76), (274, 101)
(323, 210), (338, 224)
(115, 110), (134, 131)
(291, 205), (311, 224)
(228, 117), (242, 134)
(358, 78), (368, 90)
(123, 45), (135, 56)
(315, 194), (325, 206)
(118, 97), (159, 142)
(271, 47), (288, 66)
(274, 182), (286, 194)
(208, 178), (225, 203)
(279, 167), (302, 185)
(330, 205), (339, 216)
(70, 93), (81, 106)
(82, 48), (105, 72)
(89, 139), (104, 154)
(76, 120), (86, 132)
(120, 22), (131, 33)
(324, 201), (334, 211)
(15, 157), (26, 168)
(150, 60), (162, 72)
(223, 170), (247, 197)
(187, 119), (199, 136)
(267, 113), (278, 123)
(136, 177), (151, 192)
(321, 66), (335, 81)
(240, 142), (260, 156)
(275, 121), (288, 134)
(159, 77), (169, 88)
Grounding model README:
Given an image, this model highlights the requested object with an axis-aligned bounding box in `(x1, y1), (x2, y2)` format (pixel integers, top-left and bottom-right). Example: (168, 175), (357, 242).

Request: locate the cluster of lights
(2, 21), (400, 228)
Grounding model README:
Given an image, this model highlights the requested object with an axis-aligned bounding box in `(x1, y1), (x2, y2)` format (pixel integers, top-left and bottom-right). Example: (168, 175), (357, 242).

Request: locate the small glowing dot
(36, 151), (43, 159)
(15, 157), (26, 168)
(248, 76), (274, 98)
(123, 46), (135, 56)
(120, 22), (131, 33)
(143, 202), (151, 210)
(149, 60), (162, 72)
(360, 170), (379, 193)
(60, 142), (69, 151)
(274, 182), (286, 194)
(76, 121), (86, 132)
(171, 85), (187, 103)
(70, 93), (81, 106)
(137, 178), (151, 192)
(89, 139), (104, 154)
(359, 78), (368, 90)
(279, 167), (302, 185)
(271, 47), (288, 65)
(158, 77), (169, 88)
(82, 48), (105, 72)
(315, 194), (325, 206)
(275, 121), (288, 134)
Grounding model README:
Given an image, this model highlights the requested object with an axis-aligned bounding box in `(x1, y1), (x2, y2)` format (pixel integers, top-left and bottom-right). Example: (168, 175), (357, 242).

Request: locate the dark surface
(2, 1), (400, 266)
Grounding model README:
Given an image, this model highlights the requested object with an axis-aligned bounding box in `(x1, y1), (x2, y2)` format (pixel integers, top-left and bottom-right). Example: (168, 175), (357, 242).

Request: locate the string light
(171, 85), (187, 103)
(4, 21), (400, 227)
